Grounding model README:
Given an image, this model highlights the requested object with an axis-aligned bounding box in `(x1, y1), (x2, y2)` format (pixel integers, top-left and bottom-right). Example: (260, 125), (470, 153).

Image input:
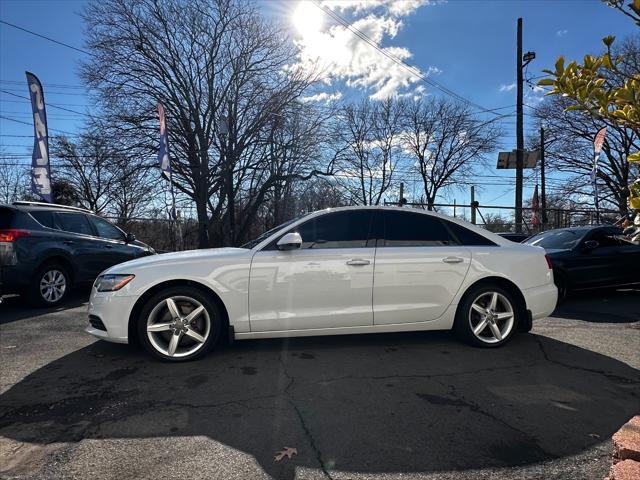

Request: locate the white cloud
(292, 0), (437, 99)
(499, 83), (516, 92)
(556, 29), (568, 37)
(301, 91), (344, 102)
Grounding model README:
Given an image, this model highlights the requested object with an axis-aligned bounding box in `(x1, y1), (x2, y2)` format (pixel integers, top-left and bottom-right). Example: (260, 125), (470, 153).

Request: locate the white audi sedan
(86, 206), (557, 361)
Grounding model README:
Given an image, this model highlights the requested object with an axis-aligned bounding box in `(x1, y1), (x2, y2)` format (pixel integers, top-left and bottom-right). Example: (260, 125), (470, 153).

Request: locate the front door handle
(64, 240), (74, 245)
(105, 244), (113, 249)
(442, 256), (464, 264)
(346, 259), (370, 266)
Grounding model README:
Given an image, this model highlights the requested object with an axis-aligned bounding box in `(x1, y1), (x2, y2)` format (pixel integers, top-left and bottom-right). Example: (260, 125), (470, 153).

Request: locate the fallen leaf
(274, 447), (298, 462)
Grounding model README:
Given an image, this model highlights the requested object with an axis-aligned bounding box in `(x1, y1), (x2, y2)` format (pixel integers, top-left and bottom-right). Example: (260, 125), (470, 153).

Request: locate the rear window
(0, 207), (14, 229)
(29, 210), (57, 229)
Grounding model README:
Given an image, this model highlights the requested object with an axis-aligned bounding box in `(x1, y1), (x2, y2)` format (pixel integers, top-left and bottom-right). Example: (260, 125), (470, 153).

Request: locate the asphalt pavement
(0, 288), (638, 480)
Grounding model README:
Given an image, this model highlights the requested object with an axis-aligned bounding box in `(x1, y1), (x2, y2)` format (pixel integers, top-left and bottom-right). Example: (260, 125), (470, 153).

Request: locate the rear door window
(443, 220), (497, 246)
(56, 212), (94, 236)
(383, 211), (455, 246)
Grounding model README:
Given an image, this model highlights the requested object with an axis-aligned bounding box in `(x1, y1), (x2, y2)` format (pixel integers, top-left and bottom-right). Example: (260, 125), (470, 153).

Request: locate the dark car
(497, 232), (530, 243)
(0, 201), (155, 306)
(524, 225), (640, 299)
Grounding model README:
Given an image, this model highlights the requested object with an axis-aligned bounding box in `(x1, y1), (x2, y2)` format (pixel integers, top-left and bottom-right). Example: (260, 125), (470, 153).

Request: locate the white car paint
(86, 206), (557, 346)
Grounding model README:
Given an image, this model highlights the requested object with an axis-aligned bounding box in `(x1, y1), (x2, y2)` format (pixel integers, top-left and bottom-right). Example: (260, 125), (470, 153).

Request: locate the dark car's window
(30, 210), (56, 229)
(444, 220), (497, 246)
(0, 207), (14, 228)
(89, 216), (125, 241)
(57, 212), (93, 236)
(526, 230), (586, 250)
(383, 211), (455, 246)
(292, 210), (373, 249)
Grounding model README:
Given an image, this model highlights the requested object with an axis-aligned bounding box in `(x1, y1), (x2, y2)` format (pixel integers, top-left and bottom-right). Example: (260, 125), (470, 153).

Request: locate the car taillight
(0, 229), (31, 242)
(545, 254), (552, 269)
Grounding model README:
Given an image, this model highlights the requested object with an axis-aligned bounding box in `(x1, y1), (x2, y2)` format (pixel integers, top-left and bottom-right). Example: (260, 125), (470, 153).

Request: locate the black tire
(30, 263), (71, 307)
(453, 284), (521, 348)
(137, 286), (222, 362)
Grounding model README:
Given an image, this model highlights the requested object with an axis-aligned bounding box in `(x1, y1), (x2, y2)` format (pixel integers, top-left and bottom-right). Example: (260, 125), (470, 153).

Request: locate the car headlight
(94, 274), (135, 292)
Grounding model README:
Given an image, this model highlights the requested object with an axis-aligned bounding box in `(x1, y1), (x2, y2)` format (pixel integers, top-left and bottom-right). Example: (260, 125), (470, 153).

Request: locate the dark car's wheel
(137, 286), (222, 362)
(31, 263), (70, 307)
(454, 284), (521, 348)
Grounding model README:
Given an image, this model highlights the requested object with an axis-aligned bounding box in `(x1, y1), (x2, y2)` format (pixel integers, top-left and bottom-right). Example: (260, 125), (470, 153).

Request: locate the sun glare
(292, 1), (323, 36)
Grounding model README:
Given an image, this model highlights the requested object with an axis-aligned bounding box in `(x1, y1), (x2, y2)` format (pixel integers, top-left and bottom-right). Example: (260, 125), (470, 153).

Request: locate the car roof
(7, 201), (94, 214)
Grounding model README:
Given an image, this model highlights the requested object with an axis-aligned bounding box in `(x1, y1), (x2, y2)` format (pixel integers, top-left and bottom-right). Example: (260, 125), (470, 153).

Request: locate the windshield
(525, 229), (587, 250)
(241, 216), (304, 249)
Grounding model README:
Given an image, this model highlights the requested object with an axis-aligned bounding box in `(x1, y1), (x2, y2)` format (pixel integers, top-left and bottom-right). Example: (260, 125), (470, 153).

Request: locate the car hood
(103, 247), (251, 274)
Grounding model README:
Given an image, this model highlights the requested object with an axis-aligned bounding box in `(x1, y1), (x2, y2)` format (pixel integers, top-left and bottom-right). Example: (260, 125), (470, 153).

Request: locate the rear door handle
(442, 256), (464, 264)
(64, 240), (74, 245)
(105, 244), (113, 249)
(346, 259), (370, 266)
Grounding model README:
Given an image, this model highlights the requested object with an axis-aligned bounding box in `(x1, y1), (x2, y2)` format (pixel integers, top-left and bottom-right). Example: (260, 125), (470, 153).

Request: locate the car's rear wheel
(137, 286), (221, 362)
(31, 263), (70, 307)
(454, 284), (520, 347)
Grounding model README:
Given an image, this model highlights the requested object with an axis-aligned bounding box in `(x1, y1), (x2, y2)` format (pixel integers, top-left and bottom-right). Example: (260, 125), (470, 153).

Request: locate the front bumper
(85, 289), (139, 344)
(523, 282), (558, 320)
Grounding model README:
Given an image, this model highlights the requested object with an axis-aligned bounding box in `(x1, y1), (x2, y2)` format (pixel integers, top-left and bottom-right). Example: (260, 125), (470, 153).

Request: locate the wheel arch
(127, 279), (231, 345)
(456, 276), (529, 331)
(35, 254), (76, 283)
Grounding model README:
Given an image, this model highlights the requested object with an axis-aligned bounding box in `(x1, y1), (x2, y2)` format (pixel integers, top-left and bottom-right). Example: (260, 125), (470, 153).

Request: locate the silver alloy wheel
(146, 296), (211, 358)
(468, 291), (515, 344)
(39, 269), (67, 303)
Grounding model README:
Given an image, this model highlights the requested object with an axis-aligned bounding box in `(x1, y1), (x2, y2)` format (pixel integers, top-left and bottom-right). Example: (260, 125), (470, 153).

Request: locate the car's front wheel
(454, 284), (520, 347)
(137, 286), (222, 361)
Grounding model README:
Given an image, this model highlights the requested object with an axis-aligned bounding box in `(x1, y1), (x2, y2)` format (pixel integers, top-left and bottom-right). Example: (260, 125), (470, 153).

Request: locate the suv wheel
(32, 264), (70, 307)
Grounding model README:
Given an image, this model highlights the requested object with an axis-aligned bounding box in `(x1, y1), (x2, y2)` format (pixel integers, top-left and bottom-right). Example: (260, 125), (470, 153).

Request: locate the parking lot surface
(1, 289), (639, 480)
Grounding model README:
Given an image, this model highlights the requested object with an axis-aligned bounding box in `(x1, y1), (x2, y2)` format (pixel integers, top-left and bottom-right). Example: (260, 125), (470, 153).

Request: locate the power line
(0, 114), (77, 136)
(0, 89), (92, 118)
(0, 19), (91, 55)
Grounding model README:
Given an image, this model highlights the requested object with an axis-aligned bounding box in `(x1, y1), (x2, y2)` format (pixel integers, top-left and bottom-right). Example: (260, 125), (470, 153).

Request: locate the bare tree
(82, 0), (327, 247)
(336, 98), (405, 205)
(0, 151), (29, 204)
(402, 98), (502, 209)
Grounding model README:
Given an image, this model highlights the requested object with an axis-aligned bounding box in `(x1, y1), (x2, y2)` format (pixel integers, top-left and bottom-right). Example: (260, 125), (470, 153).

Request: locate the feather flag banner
(26, 72), (52, 202)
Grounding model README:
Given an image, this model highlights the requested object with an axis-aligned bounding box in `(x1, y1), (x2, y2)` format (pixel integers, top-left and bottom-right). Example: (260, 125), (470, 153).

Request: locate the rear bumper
(86, 290), (138, 344)
(523, 283), (557, 320)
(0, 264), (32, 294)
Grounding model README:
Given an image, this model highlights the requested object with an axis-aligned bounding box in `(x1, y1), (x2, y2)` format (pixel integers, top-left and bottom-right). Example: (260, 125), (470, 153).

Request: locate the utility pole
(540, 126), (547, 229)
(515, 17), (524, 234)
(470, 185), (476, 224)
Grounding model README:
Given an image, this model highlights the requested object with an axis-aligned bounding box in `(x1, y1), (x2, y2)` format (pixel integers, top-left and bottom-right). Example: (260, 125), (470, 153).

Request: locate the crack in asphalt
(534, 336), (640, 388)
(279, 356), (334, 480)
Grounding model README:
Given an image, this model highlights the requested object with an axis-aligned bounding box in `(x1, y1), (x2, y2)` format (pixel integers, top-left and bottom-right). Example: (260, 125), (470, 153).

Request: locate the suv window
(291, 210), (373, 249)
(0, 207), (14, 229)
(30, 210), (57, 229)
(383, 211), (455, 246)
(89, 216), (125, 241)
(57, 212), (93, 236)
(444, 220), (496, 246)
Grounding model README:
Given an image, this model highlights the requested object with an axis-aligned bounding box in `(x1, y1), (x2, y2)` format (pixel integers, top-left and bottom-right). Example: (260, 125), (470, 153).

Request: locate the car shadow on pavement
(0, 331), (638, 478)
(0, 288), (90, 325)
(552, 288), (640, 323)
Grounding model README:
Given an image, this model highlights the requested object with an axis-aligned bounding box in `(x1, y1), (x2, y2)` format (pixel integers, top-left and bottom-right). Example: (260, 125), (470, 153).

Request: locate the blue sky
(0, 0), (636, 212)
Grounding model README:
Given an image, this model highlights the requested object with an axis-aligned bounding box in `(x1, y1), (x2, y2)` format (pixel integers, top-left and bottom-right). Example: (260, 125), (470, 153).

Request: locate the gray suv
(0, 202), (155, 306)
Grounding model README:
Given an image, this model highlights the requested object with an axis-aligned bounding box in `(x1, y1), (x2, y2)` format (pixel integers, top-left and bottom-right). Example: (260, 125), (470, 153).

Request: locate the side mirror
(276, 232), (302, 251)
(583, 239), (599, 250)
(125, 232), (136, 243)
